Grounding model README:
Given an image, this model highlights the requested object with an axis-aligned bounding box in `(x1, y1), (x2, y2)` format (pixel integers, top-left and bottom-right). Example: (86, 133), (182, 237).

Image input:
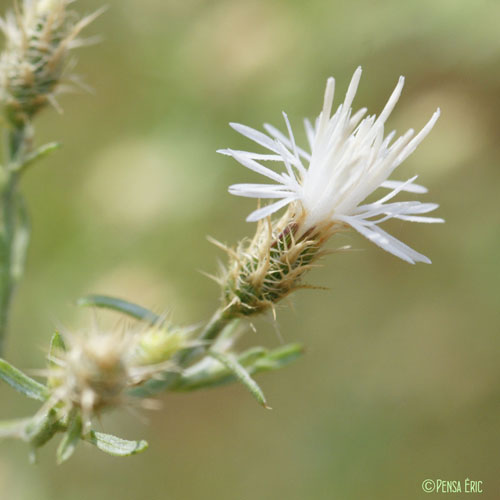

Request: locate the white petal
(229, 123), (284, 155)
(263, 122), (310, 169)
(376, 76), (404, 126)
(404, 202), (440, 214)
(319, 77), (336, 131)
(380, 130), (397, 150)
(262, 123), (309, 159)
(304, 118), (316, 150)
(349, 107), (368, 129)
(394, 215), (445, 223)
(229, 183), (294, 199)
(343, 67), (362, 113)
(246, 197), (295, 222)
(338, 215), (431, 264)
(231, 151), (286, 184)
(355, 201), (440, 219)
(395, 109), (440, 165)
(380, 179), (428, 194)
(217, 149), (284, 162)
(375, 175), (419, 205)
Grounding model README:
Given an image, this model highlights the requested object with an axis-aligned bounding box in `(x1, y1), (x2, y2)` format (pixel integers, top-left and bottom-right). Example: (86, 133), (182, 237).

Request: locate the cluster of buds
(0, 0), (101, 127)
(45, 322), (192, 434)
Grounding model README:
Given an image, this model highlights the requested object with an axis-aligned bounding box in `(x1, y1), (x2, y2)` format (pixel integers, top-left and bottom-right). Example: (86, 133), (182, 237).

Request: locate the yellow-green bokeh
(1, 0), (499, 498)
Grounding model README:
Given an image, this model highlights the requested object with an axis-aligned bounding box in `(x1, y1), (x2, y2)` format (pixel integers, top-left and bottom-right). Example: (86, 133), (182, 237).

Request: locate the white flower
(219, 67), (444, 264)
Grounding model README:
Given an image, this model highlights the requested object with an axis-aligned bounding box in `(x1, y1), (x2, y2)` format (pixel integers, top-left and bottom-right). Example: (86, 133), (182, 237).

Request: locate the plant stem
(199, 308), (232, 343)
(178, 308), (232, 366)
(0, 124), (29, 355)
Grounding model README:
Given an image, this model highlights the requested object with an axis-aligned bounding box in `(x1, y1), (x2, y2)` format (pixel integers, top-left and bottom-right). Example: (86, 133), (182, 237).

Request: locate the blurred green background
(1, 0), (499, 498)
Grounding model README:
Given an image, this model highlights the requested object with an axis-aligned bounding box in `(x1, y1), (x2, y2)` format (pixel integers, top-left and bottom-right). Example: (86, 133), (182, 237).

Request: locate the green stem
(200, 308), (232, 342)
(178, 308), (232, 366)
(0, 125), (29, 355)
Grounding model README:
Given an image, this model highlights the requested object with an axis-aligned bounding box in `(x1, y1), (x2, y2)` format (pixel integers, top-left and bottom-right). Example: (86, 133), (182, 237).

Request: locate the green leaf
(48, 331), (66, 361)
(86, 431), (148, 457)
(77, 295), (160, 324)
(26, 409), (62, 449)
(237, 346), (268, 366)
(14, 142), (61, 175)
(209, 350), (270, 409)
(0, 358), (49, 401)
(173, 347), (268, 392)
(47, 331), (66, 388)
(56, 411), (82, 464)
(250, 343), (304, 374)
(174, 343), (303, 393)
(50, 330), (66, 351)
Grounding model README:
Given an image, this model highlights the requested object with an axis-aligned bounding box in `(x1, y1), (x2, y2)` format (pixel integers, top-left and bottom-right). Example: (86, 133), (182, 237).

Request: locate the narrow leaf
(237, 346), (268, 366)
(0, 358), (49, 401)
(26, 409), (62, 449)
(86, 431), (148, 457)
(49, 331), (66, 357)
(209, 350), (270, 409)
(57, 411), (82, 464)
(173, 345), (301, 392)
(250, 343), (304, 374)
(47, 331), (66, 388)
(77, 295), (160, 324)
(15, 142), (61, 175)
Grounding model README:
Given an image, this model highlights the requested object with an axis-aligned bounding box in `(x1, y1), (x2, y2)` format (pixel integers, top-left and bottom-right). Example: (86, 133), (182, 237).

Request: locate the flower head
(219, 67), (443, 264)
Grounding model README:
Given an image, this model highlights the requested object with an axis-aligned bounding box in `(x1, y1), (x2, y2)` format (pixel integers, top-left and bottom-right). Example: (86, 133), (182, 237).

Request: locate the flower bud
(0, 0), (101, 126)
(220, 207), (334, 316)
(46, 325), (171, 433)
(49, 330), (129, 417)
(132, 325), (191, 366)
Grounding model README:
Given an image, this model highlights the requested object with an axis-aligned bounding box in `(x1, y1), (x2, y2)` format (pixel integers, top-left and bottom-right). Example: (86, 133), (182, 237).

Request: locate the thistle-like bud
(0, 0), (101, 126)
(48, 329), (132, 431)
(218, 207), (336, 316)
(46, 324), (186, 433)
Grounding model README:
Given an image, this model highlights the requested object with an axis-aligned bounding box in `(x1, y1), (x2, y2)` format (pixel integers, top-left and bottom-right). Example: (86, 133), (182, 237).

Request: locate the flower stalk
(0, 123), (31, 354)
